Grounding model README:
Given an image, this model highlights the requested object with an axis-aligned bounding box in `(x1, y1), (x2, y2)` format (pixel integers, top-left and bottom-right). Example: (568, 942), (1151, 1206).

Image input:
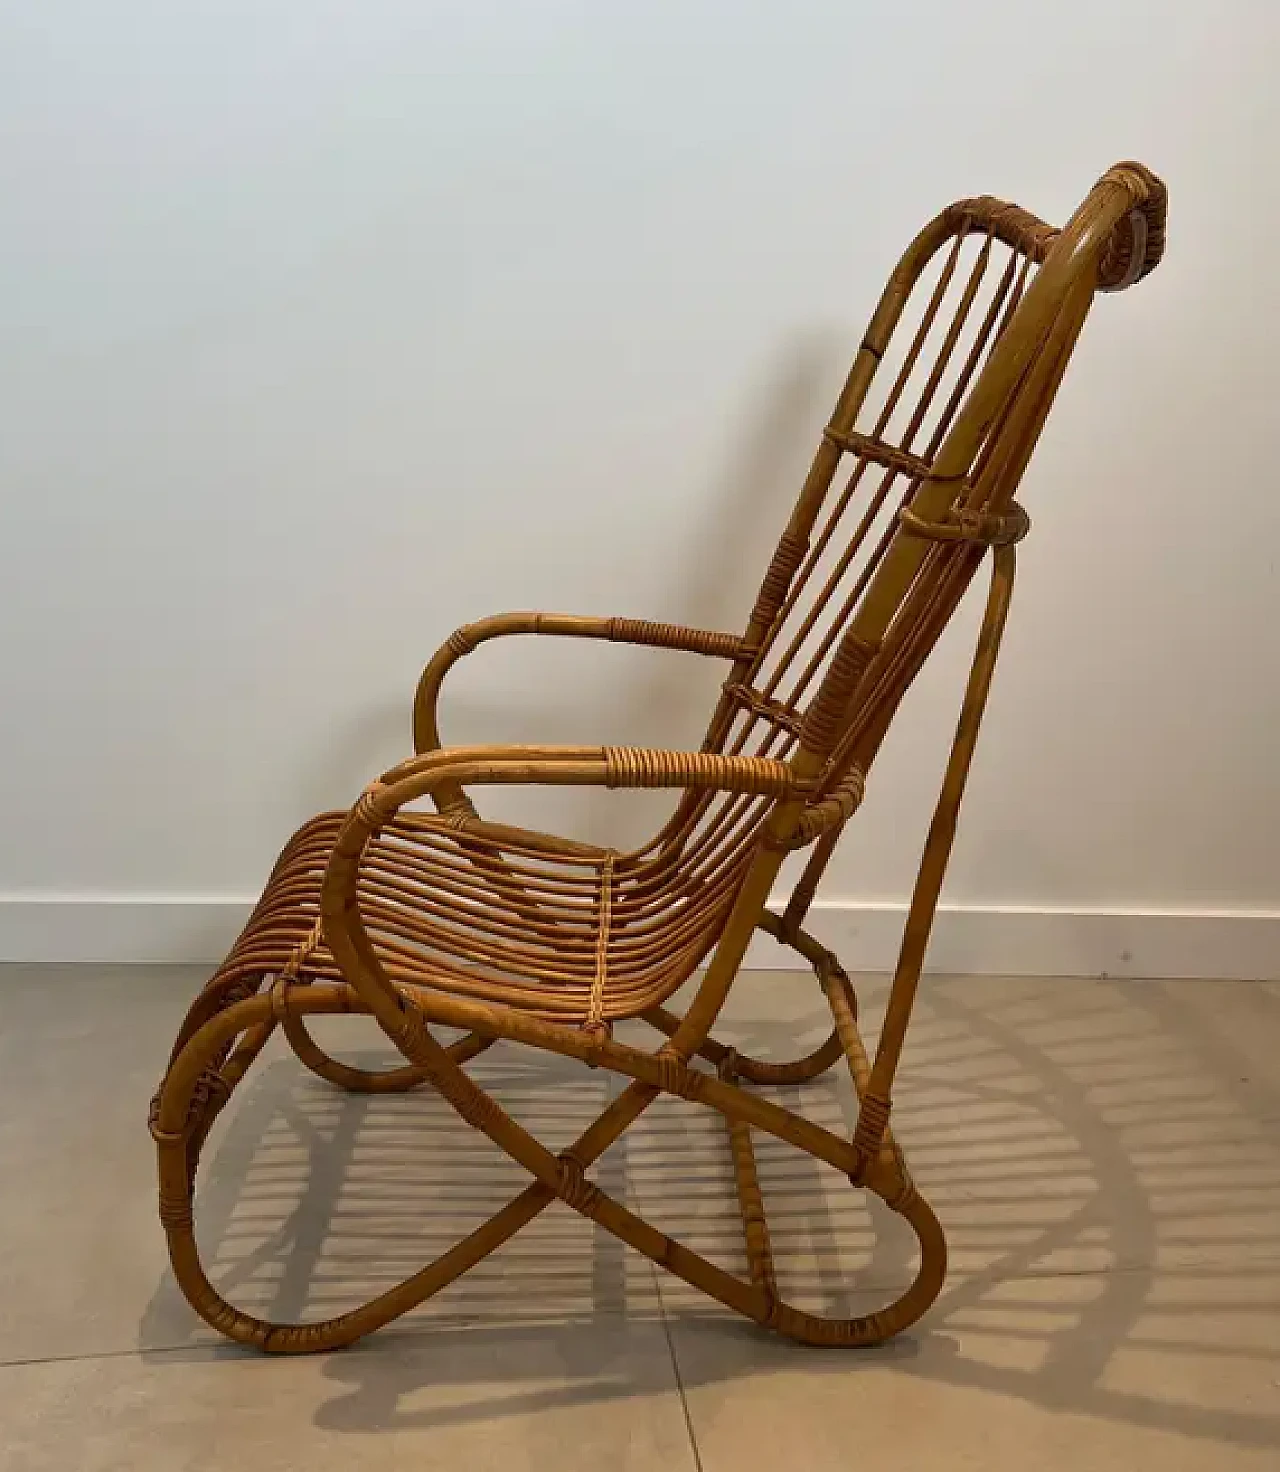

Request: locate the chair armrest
(412, 612), (751, 755)
(320, 743), (798, 1036)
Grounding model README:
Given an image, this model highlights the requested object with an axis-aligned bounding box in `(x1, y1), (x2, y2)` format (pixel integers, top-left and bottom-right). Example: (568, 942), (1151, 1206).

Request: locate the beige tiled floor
(1, 964), (1278, 1468)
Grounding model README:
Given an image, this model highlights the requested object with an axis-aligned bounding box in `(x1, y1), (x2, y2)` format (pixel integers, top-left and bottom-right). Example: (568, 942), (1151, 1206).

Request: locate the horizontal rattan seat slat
(206, 809), (750, 1026)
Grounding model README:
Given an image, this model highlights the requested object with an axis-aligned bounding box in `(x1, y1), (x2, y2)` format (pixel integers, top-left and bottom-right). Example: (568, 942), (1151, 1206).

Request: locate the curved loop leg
(714, 1050), (945, 1346)
(767, 1178), (947, 1347)
(644, 1004), (844, 1086)
(280, 1006), (492, 1094)
(368, 985), (948, 1351)
(642, 912), (861, 1088)
(153, 988), (668, 1353)
(153, 992), (562, 1351)
(153, 984), (946, 1355)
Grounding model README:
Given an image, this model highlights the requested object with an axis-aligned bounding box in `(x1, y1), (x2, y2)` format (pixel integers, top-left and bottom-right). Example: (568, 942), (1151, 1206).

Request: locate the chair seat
(216, 809), (739, 1026)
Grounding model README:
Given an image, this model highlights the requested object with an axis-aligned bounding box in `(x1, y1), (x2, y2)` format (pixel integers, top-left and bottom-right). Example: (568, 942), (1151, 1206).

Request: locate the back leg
(645, 1003), (843, 1084)
(280, 1005), (491, 1092)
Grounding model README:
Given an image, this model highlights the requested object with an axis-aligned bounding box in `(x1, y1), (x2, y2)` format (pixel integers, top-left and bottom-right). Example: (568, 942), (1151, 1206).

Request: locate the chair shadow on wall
(140, 973), (1280, 1454)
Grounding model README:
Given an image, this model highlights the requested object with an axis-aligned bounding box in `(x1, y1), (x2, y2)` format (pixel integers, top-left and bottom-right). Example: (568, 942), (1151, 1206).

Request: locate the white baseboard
(747, 901), (1280, 981)
(0, 895), (1277, 980)
(0, 897), (255, 967)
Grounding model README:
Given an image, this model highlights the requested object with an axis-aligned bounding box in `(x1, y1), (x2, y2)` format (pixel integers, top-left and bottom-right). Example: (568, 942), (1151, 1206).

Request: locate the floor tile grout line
(0, 1345), (183, 1372)
(650, 1257), (707, 1472)
(0, 1311), (665, 1373)
(4, 1251), (1274, 1377)
(622, 1128), (707, 1472)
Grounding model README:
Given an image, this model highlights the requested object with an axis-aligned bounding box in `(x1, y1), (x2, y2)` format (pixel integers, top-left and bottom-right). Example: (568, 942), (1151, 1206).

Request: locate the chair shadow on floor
(140, 974), (1280, 1454)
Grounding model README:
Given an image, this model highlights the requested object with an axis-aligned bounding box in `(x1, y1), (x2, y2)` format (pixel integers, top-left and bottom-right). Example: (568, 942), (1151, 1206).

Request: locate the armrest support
(412, 612), (750, 755)
(320, 743), (798, 1036)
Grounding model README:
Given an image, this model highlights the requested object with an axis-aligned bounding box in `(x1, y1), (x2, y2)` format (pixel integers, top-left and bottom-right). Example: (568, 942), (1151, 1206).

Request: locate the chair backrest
(646, 162), (1166, 922)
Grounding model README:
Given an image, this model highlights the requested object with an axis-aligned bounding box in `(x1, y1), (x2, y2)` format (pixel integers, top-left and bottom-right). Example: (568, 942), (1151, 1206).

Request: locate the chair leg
(700, 921), (947, 1346)
(643, 1003), (844, 1085)
(371, 990), (946, 1348)
(642, 911), (861, 1087)
(718, 1103), (946, 1346)
(153, 981), (945, 1353)
(151, 987), (543, 1352)
(279, 1005), (493, 1093)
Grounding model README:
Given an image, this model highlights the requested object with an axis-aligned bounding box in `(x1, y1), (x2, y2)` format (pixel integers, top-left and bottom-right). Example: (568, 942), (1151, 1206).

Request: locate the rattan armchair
(153, 162), (1167, 1352)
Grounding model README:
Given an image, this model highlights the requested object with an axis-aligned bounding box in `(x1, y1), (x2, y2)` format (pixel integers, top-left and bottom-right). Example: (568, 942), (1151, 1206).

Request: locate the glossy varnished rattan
(153, 162), (1167, 1352)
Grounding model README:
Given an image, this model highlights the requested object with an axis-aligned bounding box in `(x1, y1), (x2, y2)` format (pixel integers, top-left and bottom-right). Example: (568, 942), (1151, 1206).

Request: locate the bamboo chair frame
(153, 162), (1167, 1352)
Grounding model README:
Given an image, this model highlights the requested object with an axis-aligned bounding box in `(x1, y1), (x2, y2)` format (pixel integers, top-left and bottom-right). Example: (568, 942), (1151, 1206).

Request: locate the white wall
(2, 2), (1278, 973)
